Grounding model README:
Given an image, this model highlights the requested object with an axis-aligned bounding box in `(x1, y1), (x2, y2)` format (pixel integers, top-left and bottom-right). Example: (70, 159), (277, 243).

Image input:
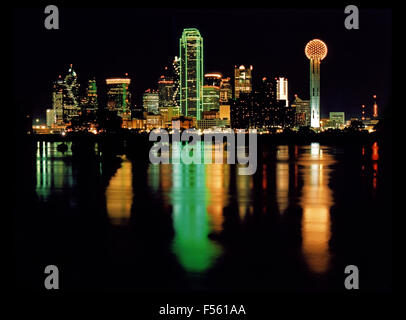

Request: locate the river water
(15, 140), (391, 291)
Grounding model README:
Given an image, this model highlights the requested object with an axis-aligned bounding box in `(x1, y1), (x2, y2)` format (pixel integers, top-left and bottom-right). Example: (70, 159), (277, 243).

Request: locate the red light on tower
(373, 95), (378, 118)
(361, 104), (366, 121)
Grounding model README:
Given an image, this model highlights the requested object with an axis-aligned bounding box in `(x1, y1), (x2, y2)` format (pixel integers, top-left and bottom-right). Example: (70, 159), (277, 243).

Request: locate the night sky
(14, 7), (392, 121)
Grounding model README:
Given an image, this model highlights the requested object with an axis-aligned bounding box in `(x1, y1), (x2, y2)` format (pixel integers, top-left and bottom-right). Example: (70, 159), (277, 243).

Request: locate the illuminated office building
(234, 65), (252, 99)
(329, 112), (345, 128)
(219, 104), (230, 121)
(203, 86), (220, 112)
(276, 77), (289, 107)
(204, 73), (222, 87)
(305, 39), (328, 128)
(46, 109), (54, 128)
(52, 64), (80, 124)
(85, 78), (98, 110)
(160, 106), (179, 127)
(52, 75), (64, 125)
(63, 65), (80, 121)
(180, 28), (204, 120)
(143, 89), (160, 115)
(158, 67), (175, 108)
(172, 56), (180, 107)
(220, 77), (232, 103)
(106, 75), (131, 119)
(203, 73), (221, 112)
(292, 94), (311, 127)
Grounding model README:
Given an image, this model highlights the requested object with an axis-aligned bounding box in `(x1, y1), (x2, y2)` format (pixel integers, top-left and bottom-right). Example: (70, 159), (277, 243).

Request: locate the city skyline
(14, 6), (393, 296)
(14, 8), (391, 121)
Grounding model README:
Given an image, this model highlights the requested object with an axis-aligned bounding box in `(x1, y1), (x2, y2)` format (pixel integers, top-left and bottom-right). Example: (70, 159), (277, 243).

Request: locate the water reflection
(372, 142), (379, 190)
(276, 145), (289, 215)
(105, 155), (133, 226)
(170, 163), (222, 273)
(34, 141), (363, 281)
(299, 143), (335, 274)
(35, 141), (74, 201)
(205, 163), (229, 232)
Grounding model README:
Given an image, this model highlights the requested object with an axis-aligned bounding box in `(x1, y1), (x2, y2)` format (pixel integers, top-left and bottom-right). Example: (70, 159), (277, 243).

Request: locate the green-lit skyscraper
(180, 28), (204, 120)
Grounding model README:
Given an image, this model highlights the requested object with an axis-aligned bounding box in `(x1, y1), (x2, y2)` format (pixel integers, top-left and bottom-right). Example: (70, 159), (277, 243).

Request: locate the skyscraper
(106, 75), (131, 119)
(276, 77), (289, 107)
(52, 75), (64, 125)
(204, 73), (222, 87)
(292, 94), (311, 127)
(172, 56), (180, 107)
(180, 28), (204, 120)
(143, 89), (160, 114)
(52, 65), (80, 125)
(219, 77), (232, 104)
(203, 73), (221, 112)
(86, 78), (98, 110)
(305, 39), (328, 128)
(234, 65), (252, 99)
(158, 67), (175, 108)
(46, 109), (54, 128)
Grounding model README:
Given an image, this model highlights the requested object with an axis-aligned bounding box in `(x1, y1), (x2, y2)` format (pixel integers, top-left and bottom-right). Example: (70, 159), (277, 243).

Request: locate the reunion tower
(305, 39), (328, 128)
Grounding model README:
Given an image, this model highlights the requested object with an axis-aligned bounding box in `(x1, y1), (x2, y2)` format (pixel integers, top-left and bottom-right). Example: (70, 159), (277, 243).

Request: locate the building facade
(329, 112), (345, 128)
(276, 77), (289, 107)
(234, 65), (253, 99)
(292, 95), (311, 127)
(219, 77), (233, 103)
(179, 28), (204, 120)
(143, 89), (160, 115)
(52, 65), (80, 125)
(106, 76), (131, 120)
(158, 67), (175, 108)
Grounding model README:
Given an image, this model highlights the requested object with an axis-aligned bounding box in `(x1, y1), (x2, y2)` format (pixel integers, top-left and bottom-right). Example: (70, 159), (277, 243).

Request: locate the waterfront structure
(179, 28), (204, 120)
(106, 75), (131, 120)
(234, 65), (253, 99)
(143, 89), (160, 114)
(276, 77), (289, 107)
(305, 39), (328, 128)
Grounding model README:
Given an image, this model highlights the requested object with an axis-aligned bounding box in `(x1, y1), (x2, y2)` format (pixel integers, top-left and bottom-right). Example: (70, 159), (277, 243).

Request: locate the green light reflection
(170, 162), (222, 274)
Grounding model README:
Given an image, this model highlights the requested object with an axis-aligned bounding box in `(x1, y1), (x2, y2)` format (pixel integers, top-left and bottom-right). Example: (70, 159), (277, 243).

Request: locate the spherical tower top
(305, 39), (328, 60)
